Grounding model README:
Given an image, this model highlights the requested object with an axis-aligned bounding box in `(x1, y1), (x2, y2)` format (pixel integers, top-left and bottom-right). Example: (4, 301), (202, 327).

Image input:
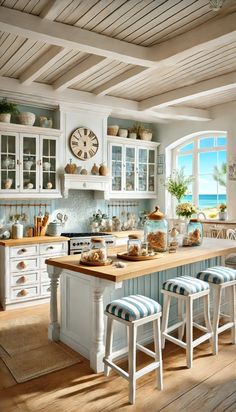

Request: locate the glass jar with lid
(81, 237), (107, 264)
(127, 235), (141, 256)
(185, 219), (203, 246)
(144, 206), (168, 252)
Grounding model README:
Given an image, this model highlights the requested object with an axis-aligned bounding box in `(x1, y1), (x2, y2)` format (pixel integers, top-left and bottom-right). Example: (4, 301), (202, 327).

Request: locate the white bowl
(18, 112), (35, 126)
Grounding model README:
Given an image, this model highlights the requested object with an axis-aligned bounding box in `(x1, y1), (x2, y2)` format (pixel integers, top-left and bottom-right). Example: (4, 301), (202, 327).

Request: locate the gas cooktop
(61, 232), (111, 238)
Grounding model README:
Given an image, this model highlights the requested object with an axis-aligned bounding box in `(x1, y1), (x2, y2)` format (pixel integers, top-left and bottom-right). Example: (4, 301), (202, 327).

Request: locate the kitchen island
(46, 238), (236, 372)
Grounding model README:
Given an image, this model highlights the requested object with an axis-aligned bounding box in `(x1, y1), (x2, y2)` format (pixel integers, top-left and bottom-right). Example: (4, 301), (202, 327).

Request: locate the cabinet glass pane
(149, 150), (155, 163)
(1, 135), (17, 190)
(42, 139), (57, 190)
(139, 149), (147, 163)
(138, 164), (147, 191)
(112, 162), (122, 191)
(112, 146), (122, 161)
(125, 147), (135, 191)
(148, 164), (155, 191)
(22, 136), (37, 190)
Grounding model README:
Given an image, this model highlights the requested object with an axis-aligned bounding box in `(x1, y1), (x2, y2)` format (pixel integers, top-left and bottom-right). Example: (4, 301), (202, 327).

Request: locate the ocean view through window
(173, 132), (227, 217)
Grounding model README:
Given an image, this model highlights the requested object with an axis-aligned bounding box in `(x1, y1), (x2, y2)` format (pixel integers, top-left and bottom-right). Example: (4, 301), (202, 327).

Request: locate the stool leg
(212, 286), (222, 355)
(186, 297), (193, 369)
(178, 299), (185, 340)
(203, 293), (213, 347)
(153, 317), (163, 391)
(230, 285), (236, 344)
(161, 294), (171, 349)
(128, 323), (137, 405)
(104, 317), (113, 376)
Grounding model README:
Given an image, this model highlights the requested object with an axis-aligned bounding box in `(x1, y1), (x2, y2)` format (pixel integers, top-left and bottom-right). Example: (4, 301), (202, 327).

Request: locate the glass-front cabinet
(0, 129), (61, 198)
(108, 136), (159, 198)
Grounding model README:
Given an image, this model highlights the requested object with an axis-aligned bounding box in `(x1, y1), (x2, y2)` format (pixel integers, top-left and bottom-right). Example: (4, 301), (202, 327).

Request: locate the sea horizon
(183, 194), (226, 209)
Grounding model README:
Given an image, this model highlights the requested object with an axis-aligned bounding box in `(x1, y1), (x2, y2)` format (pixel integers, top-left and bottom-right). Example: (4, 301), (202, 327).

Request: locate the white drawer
(40, 252), (67, 270)
(11, 271), (39, 287)
(41, 270), (50, 283)
(41, 282), (51, 296)
(39, 242), (67, 256)
(10, 244), (38, 258)
(11, 257), (39, 273)
(10, 285), (39, 300)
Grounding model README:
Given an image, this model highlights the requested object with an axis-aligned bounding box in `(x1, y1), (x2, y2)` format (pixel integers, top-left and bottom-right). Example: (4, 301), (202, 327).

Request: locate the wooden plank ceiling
(0, 0), (236, 122)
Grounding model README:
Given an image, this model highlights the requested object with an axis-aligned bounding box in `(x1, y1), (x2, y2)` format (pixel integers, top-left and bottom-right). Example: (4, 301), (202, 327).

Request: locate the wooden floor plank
(0, 304), (235, 412)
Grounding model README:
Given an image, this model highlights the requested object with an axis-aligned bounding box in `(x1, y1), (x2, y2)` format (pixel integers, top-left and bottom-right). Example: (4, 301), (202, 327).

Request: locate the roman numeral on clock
(89, 149), (95, 157)
(77, 150), (82, 157)
(84, 152), (88, 159)
(72, 141), (78, 146)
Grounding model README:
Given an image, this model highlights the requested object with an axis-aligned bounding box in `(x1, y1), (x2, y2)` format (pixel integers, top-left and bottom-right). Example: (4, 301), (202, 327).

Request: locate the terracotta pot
(91, 163), (99, 175)
(64, 162), (77, 174)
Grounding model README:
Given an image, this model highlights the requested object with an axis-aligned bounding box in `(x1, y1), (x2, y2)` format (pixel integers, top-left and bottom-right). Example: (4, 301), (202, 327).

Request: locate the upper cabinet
(0, 124), (62, 198)
(107, 136), (160, 199)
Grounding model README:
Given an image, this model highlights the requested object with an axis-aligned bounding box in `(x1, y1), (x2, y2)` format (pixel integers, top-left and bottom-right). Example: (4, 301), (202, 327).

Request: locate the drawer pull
(17, 261), (27, 270)
(18, 248), (27, 254)
(83, 182), (86, 188)
(19, 289), (28, 297)
(19, 275), (27, 283)
(47, 246), (54, 250)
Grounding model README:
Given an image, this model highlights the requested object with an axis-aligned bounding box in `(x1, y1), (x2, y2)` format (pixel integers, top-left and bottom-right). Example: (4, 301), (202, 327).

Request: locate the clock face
(69, 127), (99, 160)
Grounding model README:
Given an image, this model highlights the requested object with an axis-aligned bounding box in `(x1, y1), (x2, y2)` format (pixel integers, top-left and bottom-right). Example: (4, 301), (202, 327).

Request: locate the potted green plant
(218, 203), (227, 220)
(0, 98), (19, 123)
(164, 168), (193, 203)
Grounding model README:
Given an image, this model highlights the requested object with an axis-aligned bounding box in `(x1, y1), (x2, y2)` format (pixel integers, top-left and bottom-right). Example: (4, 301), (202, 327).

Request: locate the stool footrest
(136, 343), (156, 359)
(135, 361), (160, 380)
(162, 332), (187, 349)
(192, 332), (213, 348)
(103, 358), (129, 381)
(166, 321), (185, 334)
(217, 322), (234, 334)
(192, 322), (209, 333)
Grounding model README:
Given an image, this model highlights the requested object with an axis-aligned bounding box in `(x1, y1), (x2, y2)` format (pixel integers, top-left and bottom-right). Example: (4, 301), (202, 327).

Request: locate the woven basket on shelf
(18, 112), (36, 126)
(107, 125), (119, 136)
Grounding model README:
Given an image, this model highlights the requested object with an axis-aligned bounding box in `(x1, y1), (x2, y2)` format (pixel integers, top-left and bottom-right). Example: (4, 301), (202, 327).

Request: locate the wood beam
(53, 55), (107, 91)
(40, 0), (71, 21)
(0, 7), (153, 68)
(151, 107), (211, 121)
(139, 72), (236, 110)
(20, 46), (68, 85)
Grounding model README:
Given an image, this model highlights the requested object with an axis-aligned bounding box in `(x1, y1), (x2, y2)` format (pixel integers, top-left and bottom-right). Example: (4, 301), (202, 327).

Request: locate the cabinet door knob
(19, 275), (27, 283)
(19, 289), (28, 297)
(47, 246), (54, 250)
(18, 261), (27, 270)
(19, 248), (27, 254)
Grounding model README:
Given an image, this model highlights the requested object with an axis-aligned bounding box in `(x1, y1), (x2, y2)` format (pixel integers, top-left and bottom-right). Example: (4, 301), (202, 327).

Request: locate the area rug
(1, 342), (82, 383)
(0, 312), (82, 382)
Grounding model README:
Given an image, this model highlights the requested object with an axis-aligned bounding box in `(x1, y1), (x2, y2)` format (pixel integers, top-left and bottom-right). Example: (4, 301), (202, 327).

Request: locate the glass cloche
(144, 206), (168, 252)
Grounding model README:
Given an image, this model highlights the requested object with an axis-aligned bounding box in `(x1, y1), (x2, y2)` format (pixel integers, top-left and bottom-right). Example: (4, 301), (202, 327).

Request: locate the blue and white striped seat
(106, 295), (162, 322)
(197, 266), (236, 284)
(162, 275), (209, 296)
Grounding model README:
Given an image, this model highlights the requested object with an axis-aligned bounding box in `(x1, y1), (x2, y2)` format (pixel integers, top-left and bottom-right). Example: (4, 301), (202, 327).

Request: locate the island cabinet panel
(0, 238), (68, 310)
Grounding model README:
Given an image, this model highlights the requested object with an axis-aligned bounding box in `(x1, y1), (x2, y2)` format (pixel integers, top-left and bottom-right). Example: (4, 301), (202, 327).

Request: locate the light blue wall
(11, 104), (59, 128)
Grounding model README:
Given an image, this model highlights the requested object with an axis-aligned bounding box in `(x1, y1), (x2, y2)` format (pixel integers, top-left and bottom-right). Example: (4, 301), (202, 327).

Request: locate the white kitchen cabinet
(0, 238), (68, 310)
(0, 123), (62, 198)
(107, 136), (159, 199)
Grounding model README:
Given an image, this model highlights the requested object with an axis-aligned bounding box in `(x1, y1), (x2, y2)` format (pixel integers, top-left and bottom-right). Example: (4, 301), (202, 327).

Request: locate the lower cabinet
(0, 240), (68, 310)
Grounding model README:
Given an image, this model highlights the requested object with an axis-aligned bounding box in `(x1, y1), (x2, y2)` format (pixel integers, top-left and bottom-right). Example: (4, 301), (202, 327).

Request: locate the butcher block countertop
(46, 238), (236, 283)
(0, 236), (70, 246)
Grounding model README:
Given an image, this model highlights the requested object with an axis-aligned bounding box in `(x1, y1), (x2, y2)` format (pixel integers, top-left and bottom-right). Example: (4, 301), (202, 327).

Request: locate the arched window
(172, 131), (227, 214)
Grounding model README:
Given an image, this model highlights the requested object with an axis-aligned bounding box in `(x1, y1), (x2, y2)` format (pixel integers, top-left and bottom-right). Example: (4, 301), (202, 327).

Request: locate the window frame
(172, 132), (227, 210)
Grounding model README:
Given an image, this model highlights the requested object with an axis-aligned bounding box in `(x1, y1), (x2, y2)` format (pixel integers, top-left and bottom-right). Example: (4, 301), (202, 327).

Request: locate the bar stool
(161, 276), (213, 368)
(197, 266), (236, 355)
(103, 295), (163, 405)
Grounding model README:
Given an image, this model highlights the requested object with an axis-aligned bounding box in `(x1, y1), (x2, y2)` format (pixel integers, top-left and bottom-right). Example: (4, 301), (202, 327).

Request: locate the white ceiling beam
(94, 12), (236, 96)
(20, 46), (68, 85)
(40, 0), (71, 21)
(149, 12), (236, 65)
(150, 107), (211, 121)
(139, 72), (236, 110)
(0, 7), (153, 68)
(53, 55), (107, 91)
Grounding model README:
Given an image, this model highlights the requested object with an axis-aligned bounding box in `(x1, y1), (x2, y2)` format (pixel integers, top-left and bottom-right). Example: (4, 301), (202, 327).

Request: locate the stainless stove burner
(61, 232), (116, 255)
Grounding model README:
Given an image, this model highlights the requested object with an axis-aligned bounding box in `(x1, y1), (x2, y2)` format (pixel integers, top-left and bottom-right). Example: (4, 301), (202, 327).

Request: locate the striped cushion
(162, 276), (209, 296)
(105, 295), (161, 322)
(197, 266), (236, 284)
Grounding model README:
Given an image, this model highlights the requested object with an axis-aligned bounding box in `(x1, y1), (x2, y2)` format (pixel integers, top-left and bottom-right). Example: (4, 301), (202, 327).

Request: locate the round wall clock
(69, 127), (99, 160)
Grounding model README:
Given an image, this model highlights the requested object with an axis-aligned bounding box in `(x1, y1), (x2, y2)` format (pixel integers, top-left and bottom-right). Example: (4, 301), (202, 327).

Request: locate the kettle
(47, 221), (62, 236)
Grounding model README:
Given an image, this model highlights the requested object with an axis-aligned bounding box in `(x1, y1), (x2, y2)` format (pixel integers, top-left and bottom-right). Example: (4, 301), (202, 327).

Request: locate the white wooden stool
(103, 295), (163, 405)
(161, 276), (213, 368)
(197, 266), (236, 355)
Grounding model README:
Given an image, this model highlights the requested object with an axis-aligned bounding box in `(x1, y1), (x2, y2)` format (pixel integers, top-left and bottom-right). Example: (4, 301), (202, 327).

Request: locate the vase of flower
(218, 203), (227, 220)
(175, 202), (197, 234)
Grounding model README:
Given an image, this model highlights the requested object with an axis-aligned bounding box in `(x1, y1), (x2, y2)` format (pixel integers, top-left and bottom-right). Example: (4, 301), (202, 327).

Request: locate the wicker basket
(107, 125), (119, 136)
(139, 130), (152, 141)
